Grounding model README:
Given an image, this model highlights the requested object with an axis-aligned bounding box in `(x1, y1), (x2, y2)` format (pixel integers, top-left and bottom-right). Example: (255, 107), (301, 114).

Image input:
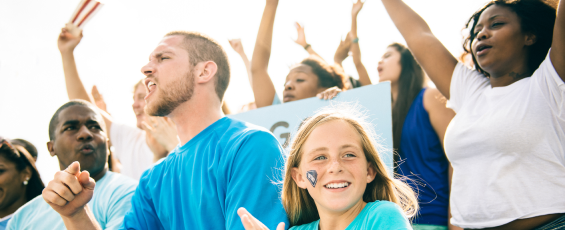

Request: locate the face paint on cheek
(306, 170), (318, 187)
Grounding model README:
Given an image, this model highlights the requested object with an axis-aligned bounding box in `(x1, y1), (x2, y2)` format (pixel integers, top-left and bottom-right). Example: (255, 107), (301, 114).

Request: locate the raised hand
(294, 22), (307, 48)
(229, 39), (245, 55)
(58, 23), (83, 54)
(42, 162), (95, 217)
(142, 116), (179, 153)
(317, 86), (343, 100)
(91, 85), (108, 113)
(352, 0), (364, 16)
(334, 33), (353, 65)
(237, 208), (285, 230)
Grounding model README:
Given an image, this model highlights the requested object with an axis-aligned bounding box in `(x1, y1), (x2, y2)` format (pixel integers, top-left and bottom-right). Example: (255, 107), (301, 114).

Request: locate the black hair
(0, 140), (45, 201)
(463, 0), (557, 76)
(300, 57), (348, 90)
(48, 100), (101, 141)
(389, 43), (425, 153)
(11, 139), (38, 160)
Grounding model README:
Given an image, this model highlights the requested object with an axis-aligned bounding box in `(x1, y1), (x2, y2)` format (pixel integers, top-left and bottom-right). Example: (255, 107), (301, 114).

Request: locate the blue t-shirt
(6, 171), (137, 230)
(121, 117), (289, 230)
(0, 215), (12, 230)
(289, 201), (411, 230)
(398, 88), (449, 226)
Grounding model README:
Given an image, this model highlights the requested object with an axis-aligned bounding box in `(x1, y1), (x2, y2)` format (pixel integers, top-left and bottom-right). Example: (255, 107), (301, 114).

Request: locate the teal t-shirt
(289, 201), (412, 230)
(6, 171), (137, 230)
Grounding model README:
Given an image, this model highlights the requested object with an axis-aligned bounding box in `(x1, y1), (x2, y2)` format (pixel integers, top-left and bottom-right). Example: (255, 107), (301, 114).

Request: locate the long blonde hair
(281, 104), (419, 226)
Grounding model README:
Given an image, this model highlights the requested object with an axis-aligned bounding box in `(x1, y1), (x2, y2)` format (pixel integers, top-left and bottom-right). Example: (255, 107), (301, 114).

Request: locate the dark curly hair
(463, 0), (557, 77)
(300, 56), (348, 90)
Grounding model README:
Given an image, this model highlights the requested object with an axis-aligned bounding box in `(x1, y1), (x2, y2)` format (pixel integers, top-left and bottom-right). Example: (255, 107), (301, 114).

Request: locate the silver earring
(23, 178), (29, 185)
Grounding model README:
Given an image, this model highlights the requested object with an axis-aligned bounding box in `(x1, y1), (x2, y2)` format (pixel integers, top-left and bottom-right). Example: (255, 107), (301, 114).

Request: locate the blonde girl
(238, 106), (419, 230)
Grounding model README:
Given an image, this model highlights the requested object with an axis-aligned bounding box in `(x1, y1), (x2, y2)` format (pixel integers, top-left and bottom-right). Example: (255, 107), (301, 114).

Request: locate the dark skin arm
(381, 0), (458, 99)
(251, 0), (279, 108)
(550, 0), (565, 82)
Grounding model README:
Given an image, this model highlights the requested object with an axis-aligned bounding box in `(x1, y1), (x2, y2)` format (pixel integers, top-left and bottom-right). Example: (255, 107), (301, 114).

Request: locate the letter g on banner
(270, 121), (290, 148)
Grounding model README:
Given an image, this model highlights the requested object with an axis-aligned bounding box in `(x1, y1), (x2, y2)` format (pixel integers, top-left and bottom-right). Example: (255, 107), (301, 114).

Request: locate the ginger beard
(145, 68), (195, 117)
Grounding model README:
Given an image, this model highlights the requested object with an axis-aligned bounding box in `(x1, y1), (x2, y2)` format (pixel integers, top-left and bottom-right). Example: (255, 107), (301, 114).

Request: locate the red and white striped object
(68, 0), (103, 29)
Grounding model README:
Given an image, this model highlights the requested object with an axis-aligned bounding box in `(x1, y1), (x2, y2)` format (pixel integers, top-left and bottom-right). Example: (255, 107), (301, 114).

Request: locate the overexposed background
(0, 0), (486, 183)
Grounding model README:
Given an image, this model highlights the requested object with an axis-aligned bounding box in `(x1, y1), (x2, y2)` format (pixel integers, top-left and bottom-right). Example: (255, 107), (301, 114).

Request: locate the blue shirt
(0, 215), (12, 230)
(121, 117), (289, 230)
(398, 88), (449, 226)
(289, 201), (411, 230)
(6, 171), (137, 230)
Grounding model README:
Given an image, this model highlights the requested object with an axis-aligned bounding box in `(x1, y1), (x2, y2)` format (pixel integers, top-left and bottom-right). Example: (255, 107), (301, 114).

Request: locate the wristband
(352, 38), (359, 43)
(303, 44), (311, 50)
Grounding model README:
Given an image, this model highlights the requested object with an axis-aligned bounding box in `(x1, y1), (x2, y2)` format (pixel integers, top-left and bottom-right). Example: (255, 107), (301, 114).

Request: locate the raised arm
(229, 39), (253, 86)
(251, 0), (279, 108)
(350, 0), (372, 86)
(550, 0), (565, 82)
(294, 22), (324, 61)
(381, 0), (457, 98)
(333, 33), (352, 68)
(58, 25), (114, 133)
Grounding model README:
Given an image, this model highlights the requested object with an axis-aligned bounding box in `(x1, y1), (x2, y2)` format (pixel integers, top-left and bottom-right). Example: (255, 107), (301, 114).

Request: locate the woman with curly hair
(381, 0), (565, 229)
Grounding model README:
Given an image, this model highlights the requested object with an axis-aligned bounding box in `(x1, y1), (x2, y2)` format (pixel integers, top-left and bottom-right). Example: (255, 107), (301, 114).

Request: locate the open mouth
(145, 80), (157, 100)
(324, 182), (351, 189)
(476, 44), (492, 56)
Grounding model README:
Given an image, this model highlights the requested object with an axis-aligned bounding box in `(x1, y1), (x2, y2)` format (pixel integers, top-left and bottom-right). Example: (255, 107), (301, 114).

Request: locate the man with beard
(57, 26), (178, 180)
(43, 32), (289, 230)
(6, 100), (137, 230)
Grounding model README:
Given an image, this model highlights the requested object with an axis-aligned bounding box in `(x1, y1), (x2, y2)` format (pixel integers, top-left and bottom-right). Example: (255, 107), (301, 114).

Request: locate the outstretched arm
(251, 0), (279, 108)
(58, 25), (114, 134)
(550, 0), (565, 82)
(229, 39), (253, 86)
(333, 33), (352, 67)
(350, 0), (371, 86)
(294, 22), (324, 61)
(381, 0), (457, 98)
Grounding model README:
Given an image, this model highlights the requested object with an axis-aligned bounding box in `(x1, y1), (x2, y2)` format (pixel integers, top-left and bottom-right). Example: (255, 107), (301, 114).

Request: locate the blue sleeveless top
(398, 88), (449, 226)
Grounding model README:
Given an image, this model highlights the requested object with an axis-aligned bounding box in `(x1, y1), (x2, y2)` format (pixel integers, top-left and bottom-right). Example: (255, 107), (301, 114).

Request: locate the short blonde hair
(281, 104), (418, 226)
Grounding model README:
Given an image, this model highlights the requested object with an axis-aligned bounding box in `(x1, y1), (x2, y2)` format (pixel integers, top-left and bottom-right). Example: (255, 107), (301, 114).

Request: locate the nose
(284, 81), (294, 91)
(76, 125), (93, 142)
(328, 160), (343, 174)
(476, 28), (489, 41)
(141, 62), (155, 76)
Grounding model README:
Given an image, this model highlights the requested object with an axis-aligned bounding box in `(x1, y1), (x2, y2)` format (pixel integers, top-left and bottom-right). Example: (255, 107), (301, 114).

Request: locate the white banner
(229, 82), (393, 171)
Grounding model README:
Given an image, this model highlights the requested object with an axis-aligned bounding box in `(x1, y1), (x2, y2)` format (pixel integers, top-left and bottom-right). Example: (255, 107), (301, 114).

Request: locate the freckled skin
(293, 120), (375, 214)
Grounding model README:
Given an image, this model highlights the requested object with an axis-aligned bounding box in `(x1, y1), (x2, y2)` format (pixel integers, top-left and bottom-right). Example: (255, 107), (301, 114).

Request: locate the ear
(524, 33), (537, 46)
(47, 141), (56, 157)
(366, 162), (377, 183)
(195, 61), (218, 84)
(21, 166), (32, 183)
(291, 167), (308, 189)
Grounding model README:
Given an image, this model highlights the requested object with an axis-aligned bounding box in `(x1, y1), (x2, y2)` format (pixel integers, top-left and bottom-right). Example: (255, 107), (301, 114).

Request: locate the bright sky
(0, 0), (488, 183)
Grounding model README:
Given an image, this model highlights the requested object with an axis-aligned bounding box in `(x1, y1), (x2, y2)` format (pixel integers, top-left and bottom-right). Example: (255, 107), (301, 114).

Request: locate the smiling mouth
(324, 182), (350, 189)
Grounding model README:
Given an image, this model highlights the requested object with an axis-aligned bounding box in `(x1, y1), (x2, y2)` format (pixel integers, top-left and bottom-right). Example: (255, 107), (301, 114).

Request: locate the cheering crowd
(1, 0), (564, 229)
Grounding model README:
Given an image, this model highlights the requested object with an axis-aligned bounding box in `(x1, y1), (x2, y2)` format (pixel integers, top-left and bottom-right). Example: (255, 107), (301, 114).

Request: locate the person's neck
(169, 96), (224, 145)
(390, 82), (399, 106)
(91, 167), (108, 182)
(317, 200), (367, 230)
(0, 190), (27, 219)
(487, 62), (531, 87)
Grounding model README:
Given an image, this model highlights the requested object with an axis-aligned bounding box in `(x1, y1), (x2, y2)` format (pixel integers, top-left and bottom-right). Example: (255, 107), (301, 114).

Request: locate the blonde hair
(281, 104), (419, 226)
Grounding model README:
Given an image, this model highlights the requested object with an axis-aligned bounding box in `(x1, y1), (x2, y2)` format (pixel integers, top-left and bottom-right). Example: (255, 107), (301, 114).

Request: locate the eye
(63, 126), (75, 131)
(296, 79), (305, 83)
(344, 152), (357, 158)
(0, 169), (5, 174)
(160, 57), (169, 61)
(314, 155), (327, 161)
(89, 125), (102, 130)
(491, 22), (504, 28)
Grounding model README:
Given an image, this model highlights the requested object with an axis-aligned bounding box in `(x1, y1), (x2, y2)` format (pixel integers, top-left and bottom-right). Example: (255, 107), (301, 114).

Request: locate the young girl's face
(292, 120), (376, 214)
